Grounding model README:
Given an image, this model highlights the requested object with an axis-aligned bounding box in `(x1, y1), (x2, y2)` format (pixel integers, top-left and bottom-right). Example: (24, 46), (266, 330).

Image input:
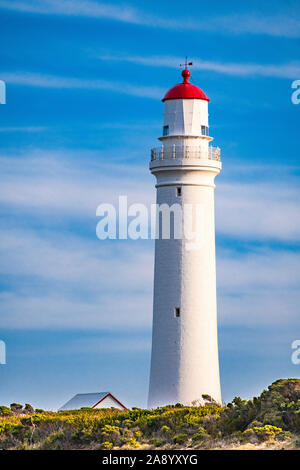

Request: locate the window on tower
(176, 187), (182, 197)
(201, 125), (209, 136)
(174, 307), (180, 318)
(163, 125), (169, 136)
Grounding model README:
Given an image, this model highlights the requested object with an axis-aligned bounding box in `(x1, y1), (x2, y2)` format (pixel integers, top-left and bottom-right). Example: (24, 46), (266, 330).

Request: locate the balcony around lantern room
(150, 144), (221, 163)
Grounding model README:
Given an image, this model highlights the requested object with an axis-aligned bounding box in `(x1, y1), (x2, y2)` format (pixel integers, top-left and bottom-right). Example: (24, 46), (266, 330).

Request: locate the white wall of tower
(163, 99), (208, 137)
(148, 166), (221, 408)
(148, 92), (222, 408)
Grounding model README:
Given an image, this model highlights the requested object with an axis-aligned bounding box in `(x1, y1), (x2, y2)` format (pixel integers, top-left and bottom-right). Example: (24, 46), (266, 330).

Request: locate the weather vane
(180, 56), (193, 69)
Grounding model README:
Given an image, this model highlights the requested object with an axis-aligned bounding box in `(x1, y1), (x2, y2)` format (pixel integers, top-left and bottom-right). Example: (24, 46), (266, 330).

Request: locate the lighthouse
(148, 63), (222, 408)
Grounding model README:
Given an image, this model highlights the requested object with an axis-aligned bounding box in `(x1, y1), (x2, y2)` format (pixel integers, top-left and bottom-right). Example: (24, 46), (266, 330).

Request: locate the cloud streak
(0, 150), (153, 216)
(2, 72), (163, 99)
(216, 181), (300, 241)
(1, 150), (299, 241)
(0, 126), (47, 133)
(97, 53), (300, 79)
(0, 1), (299, 38)
(0, 149), (299, 331)
(0, 228), (154, 330)
(218, 248), (300, 326)
(0, 225), (299, 330)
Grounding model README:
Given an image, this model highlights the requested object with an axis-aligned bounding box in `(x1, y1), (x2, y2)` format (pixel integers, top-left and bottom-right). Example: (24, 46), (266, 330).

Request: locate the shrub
(100, 424), (120, 445)
(243, 425), (283, 442)
(20, 417), (33, 426)
(102, 441), (113, 450)
(122, 428), (133, 438)
(122, 437), (140, 448)
(191, 427), (207, 442)
(160, 425), (171, 434)
(10, 403), (23, 415)
(276, 431), (292, 441)
(150, 438), (164, 447)
(123, 419), (134, 427)
(253, 425), (283, 440)
(202, 394), (217, 405)
(0, 406), (12, 416)
(173, 433), (188, 445)
(41, 432), (65, 450)
(248, 420), (263, 428)
(24, 404), (34, 414)
(242, 428), (257, 443)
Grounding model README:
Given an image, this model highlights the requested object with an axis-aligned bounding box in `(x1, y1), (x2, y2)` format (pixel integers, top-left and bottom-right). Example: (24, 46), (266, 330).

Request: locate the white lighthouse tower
(148, 63), (222, 408)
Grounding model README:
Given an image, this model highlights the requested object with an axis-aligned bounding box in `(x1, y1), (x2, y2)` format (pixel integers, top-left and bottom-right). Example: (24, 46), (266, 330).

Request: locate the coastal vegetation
(1, 379), (300, 450)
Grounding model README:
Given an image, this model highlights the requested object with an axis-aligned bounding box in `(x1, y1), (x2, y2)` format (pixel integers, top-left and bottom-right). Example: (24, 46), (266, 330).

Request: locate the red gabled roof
(92, 392), (127, 410)
(162, 69), (209, 102)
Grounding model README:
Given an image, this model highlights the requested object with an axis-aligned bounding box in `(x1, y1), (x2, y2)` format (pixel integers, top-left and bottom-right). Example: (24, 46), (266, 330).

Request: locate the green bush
(150, 438), (164, 447)
(0, 406), (12, 417)
(243, 425), (283, 442)
(276, 431), (292, 441)
(10, 403), (23, 415)
(160, 425), (171, 434)
(102, 441), (113, 450)
(191, 427), (207, 442)
(242, 428), (257, 442)
(41, 432), (65, 450)
(173, 433), (188, 444)
(122, 437), (140, 448)
(24, 404), (34, 414)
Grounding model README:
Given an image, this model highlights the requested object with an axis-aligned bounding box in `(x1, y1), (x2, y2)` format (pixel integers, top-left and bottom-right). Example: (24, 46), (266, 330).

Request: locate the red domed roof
(162, 69), (209, 102)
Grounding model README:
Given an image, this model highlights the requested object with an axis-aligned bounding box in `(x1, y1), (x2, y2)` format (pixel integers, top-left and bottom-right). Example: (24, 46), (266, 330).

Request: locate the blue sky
(0, 0), (300, 409)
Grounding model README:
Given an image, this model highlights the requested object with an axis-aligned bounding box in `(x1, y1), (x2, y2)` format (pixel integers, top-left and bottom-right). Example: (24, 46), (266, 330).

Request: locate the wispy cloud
(0, 126), (47, 133)
(0, 149), (299, 331)
(13, 333), (151, 358)
(97, 53), (300, 79)
(0, 227), (153, 330)
(0, 225), (299, 330)
(1, 72), (163, 99)
(0, 150), (153, 216)
(222, 11), (300, 38)
(0, 0), (141, 22)
(1, 150), (299, 241)
(0, 0), (299, 38)
(218, 248), (300, 326)
(216, 181), (300, 241)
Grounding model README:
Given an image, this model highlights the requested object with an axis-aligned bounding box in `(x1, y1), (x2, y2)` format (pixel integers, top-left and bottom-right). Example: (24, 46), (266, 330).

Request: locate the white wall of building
(93, 395), (124, 410)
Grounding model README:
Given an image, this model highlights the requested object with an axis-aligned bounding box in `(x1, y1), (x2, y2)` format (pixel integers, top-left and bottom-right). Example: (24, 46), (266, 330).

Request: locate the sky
(0, 0), (299, 410)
